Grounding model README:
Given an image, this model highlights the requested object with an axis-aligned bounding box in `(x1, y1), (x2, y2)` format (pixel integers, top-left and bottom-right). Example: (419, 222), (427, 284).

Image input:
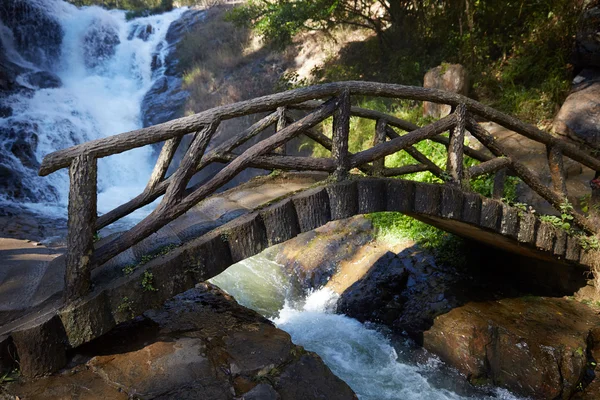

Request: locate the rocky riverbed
(271, 215), (600, 400)
(0, 283), (357, 400)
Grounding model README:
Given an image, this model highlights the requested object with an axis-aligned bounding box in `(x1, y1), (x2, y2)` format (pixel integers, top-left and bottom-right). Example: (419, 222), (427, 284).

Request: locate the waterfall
(0, 0), (187, 222)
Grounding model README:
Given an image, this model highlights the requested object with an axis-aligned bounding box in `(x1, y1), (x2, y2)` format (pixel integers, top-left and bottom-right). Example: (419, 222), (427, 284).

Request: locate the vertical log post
(65, 153), (97, 302)
(332, 89), (351, 181)
(447, 103), (466, 187)
(273, 107), (287, 155)
(493, 168), (506, 200)
(373, 119), (387, 176)
(546, 145), (568, 198)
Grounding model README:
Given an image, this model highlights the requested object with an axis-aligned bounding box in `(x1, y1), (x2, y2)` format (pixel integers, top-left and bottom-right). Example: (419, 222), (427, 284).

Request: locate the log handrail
(37, 81), (600, 303)
(39, 81), (600, 175)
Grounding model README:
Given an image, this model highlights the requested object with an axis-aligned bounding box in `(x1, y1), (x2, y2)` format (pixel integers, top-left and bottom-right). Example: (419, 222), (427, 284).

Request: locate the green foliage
(580, 235), (600, 252)
(367, 212), (466, 267)
(141, 271), (158, 292)
(122, 244), (178, 276)
(117, 296), (135, 318)
(0, 368), (18, 384)
(539, 199), (575, 232)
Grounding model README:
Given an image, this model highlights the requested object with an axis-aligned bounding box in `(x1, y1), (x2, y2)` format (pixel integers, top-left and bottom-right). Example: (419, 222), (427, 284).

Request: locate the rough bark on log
(162, 121), (219, 206)
(273, 106), (287, 155)
(382, 164), (430, 176)
(373, 119), (387, 176)
(332, 89), (351, 180)
(546, 145), (568, 198)
(145, 136), (182, 192)
(65, 153), (97, 301)
(493, 168), (506, 200)
(466, 157), (511, 178)
(214, 153), (335, 172)
(447, 103), (466, 186)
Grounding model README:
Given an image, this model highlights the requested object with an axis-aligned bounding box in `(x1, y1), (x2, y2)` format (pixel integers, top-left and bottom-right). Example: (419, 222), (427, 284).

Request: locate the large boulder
(2, 284), (357, 400)
(423, 297), (600, 399)
(553, 69), (600, 148)
(23, 70), (62, 89)
(423, 63), (469, 118)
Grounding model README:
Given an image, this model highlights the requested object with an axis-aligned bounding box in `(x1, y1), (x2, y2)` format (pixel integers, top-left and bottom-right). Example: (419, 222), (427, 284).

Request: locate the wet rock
(423, 63), (469, 118)
(423, 297), (600, 399)
(82, 19), (120, 70)
(553, 69), (600, 148)
(24, 70), (62, 89)
(141, 76), (189, 127)
(3, 284), (356, 399)
(337, 251), (409, 326)
(0, 0), (63, 68)
(273, 216), (374, 289)
(128, 23), (154, 41)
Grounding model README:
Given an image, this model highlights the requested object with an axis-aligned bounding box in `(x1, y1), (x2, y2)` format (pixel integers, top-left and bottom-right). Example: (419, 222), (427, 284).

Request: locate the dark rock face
(336, 247), (463, 337)
(337, 252), (408, 327)
(24, 70), (62, 89)
(0, 0), (63, 69)
(82, 20), (120, 70)
(573, 3), (600, 69)
(423, 298), (600, 400)
(140, 9), (205, 127)
(553, 69), (600, 148)
(127, 23), (154, 42)
(3, 284), (357, 400)
(141, 76), (189, 127)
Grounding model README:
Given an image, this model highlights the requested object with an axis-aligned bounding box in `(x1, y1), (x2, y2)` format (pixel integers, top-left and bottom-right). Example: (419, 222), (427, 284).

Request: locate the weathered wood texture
(145, 136), (182, 191)
(547, 145), (568, 197)
(447, 103), (466, 186)
(65, 154), (97, 301)
(332, 89), (351, 180)
(373, 119), (387, 176)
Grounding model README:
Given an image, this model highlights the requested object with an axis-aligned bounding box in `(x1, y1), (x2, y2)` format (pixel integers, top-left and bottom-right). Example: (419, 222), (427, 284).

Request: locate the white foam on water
(212, 256), (527, 400)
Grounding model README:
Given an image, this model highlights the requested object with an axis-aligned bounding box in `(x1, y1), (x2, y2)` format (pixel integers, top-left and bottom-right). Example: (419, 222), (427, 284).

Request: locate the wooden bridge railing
(38, 81), (600, 303)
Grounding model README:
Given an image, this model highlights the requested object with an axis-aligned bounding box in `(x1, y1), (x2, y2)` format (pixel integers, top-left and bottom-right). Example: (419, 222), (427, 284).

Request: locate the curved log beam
(39, 81), (600, 176)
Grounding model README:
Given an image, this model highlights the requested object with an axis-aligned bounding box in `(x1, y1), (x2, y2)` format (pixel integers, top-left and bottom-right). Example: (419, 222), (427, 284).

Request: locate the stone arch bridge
(3, 81), (600, 377)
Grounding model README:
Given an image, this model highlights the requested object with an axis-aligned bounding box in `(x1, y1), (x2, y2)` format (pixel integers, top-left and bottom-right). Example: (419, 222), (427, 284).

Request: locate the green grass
(366, 212), (467, 267)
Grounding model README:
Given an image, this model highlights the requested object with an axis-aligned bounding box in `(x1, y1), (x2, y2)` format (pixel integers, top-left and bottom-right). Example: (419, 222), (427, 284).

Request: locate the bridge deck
(2, 175), (597, 376)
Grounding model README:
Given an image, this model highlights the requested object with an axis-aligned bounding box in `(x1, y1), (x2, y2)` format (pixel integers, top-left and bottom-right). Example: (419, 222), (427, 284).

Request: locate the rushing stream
(211, 255), (525, 400)
(0, 0), (186, 221)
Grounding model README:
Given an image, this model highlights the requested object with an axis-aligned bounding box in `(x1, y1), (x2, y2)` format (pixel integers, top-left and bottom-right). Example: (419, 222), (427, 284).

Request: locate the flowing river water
(210, 255), (525, 400)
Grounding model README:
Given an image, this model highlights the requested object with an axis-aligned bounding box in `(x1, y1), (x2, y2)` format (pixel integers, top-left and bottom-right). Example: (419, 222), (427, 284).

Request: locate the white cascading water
(210, 255), (525, 400)
(0, 0), (186, 221)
